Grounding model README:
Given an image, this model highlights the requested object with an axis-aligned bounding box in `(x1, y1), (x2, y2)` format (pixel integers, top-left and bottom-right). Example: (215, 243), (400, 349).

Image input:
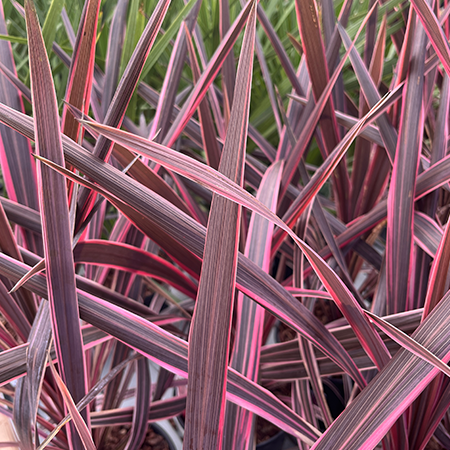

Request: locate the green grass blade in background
(41, 0), (64, 56)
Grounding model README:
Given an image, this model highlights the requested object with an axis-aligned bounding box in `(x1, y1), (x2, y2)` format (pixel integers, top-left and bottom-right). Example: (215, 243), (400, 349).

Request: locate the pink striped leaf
(0, 253), (321, 445)
(48, 362), (96, 450)
(0, 344), (27, 387)
(24, 2), (87, 448)
(365, 311), (450, 378)
(73, 240), (197, 298)
(37, 354), (137, 450)
(124, 359), (151, 450)
(310, 290), (450, 449)
(61, 0), (100, 144)
(90, 395), (186, 427)
(410, 0), (450, 77)
(224, 161), (283, 449)
(415, 154), (450, 199)
(13, 300), (51, 449)
(184, 4), (257, 447)
(414, 211), (442, 258)
(423, 217), (450, 318)
(286, 288), (332, 300)
(0, 102), (364, 387)
(92, 397), (185, 427)
(163, 0), (255, 148)
(386, 25), (427, 314)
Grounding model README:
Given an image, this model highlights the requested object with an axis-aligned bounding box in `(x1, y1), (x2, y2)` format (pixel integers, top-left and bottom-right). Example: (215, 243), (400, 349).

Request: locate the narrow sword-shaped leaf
(410, 0), (450, 77)
(163, 0), (255, 148)
(386, 20), (427, 314)
(184, 4), (256, 448)
(414, 211), (442, 257)
(0, 254), (321, 445)
(49, 362), (96, 450)
(76, 0), (172, 226)
(90, 395), (186, 427)
(224, 161), (283, 450)
(365, 311), (450, 377)
(61, 0), (101, 144)
(24, 1), (88, 448)
(13, 300), (51, 449)
(422, 217), (450, 317)
(38, 355), (138, 450)
(0, 103), (365, 386)
(310, 290), (450, 450)
(294, 0), (349, 221)
(124, 359), (150, 450)
(73, 240), (197, 297)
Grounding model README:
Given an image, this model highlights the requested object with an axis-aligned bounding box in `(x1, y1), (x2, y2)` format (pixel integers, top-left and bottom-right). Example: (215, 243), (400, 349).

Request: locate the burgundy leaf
(73, 240), (197, 298)
(24, 1), (88, 447)
(386, 24), (426, 314)
(184, 4), (257, 447)
(0, 102), (365, 387)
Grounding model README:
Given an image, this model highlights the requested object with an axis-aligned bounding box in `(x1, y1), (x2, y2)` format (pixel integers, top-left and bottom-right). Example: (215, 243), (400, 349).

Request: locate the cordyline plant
(2, 0), (450, 448)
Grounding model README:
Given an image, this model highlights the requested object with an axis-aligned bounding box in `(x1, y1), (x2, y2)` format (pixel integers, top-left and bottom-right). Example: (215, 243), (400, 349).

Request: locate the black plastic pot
(256, 430), (286, 450)
(149, 423), (177, 450)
